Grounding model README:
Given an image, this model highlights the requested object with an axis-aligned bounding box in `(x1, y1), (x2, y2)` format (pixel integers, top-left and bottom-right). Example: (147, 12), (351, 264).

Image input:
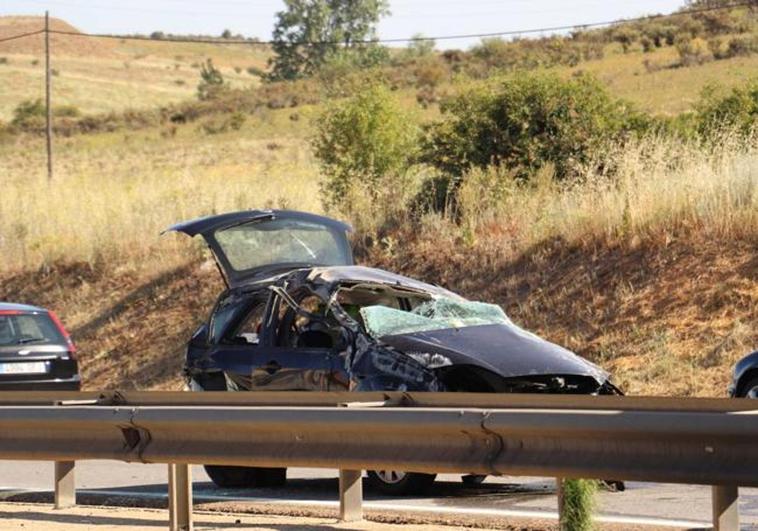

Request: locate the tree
(404, 33), (436, 59)
(268, 0), (390, 81)
(221, 29), (232, 39)
(313, 85), (419, 211)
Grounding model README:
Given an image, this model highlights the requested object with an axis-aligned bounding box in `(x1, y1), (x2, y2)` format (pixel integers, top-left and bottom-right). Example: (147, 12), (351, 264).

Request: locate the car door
(246, 292), (337, 391)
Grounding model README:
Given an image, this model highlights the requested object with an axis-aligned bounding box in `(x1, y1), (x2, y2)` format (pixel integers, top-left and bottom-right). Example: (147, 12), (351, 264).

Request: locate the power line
(0, 29), (44, 44)
(0, 1), (753, 47)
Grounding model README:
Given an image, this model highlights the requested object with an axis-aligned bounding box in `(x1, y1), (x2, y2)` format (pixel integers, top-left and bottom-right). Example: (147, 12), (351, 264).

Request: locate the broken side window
(360, 297), (512, 339)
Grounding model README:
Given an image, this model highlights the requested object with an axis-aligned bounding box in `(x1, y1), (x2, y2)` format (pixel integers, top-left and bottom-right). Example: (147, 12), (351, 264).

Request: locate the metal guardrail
(0, 391), (756, 530)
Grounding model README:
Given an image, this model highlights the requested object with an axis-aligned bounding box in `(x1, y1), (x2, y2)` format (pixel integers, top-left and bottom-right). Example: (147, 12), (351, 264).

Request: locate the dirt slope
(0, 16), (115, 56)
(1, 233), (755, 396)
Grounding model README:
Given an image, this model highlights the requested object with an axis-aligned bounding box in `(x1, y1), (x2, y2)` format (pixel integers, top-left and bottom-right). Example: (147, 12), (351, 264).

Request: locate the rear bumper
(0, 375), (80, 391)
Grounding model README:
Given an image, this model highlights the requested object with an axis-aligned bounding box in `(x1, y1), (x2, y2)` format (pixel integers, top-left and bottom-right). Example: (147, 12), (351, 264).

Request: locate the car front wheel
(366, 470), (436, 495)
(739, 376), (758, 398)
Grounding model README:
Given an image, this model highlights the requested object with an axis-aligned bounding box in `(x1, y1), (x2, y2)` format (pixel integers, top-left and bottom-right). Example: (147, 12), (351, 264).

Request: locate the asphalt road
(1, 460), (757, 529)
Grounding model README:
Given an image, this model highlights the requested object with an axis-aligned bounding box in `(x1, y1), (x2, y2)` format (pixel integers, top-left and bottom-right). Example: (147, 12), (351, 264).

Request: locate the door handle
(263, 360), (282, 374)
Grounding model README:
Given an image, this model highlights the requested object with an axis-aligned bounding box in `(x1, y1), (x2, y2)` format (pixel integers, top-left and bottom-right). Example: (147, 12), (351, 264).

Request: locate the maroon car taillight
(48, 310), (77, 359)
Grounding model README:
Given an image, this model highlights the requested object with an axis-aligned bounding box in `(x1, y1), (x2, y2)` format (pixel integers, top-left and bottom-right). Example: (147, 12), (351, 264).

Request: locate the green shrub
(197, 59), (226, 101)
(696, 80), (758, 139)
(725, 35), (758, 58)
(55, 105), (81, 118)
(0, 57), (8, 65)
(675, 36), (710, 66)
(11, 99), (46, 128)
(200, 111), (246, 135)
(612, 27), (639, 53)
(312, 84), (420, 213)
(247, 65), (266, 77)
(399, 34), (436, 61)
(413, 57), (447, 89)
(422, 73), (649, 187)
(562, 479), (597, 531)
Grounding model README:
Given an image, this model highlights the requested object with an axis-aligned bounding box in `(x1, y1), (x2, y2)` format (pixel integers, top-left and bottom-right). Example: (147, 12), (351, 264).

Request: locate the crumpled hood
(379, 322), (608, 383)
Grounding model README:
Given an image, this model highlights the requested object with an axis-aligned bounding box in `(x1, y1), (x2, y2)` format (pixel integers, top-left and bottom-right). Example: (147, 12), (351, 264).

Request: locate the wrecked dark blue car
(167, 209), (620, 493)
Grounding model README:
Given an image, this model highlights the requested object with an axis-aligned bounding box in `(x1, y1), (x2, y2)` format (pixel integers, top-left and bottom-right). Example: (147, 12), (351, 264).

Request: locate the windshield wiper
(16, 337), (46, 345)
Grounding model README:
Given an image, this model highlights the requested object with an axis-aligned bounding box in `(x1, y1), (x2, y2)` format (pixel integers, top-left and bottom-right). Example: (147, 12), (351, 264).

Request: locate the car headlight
(405, 352), (453, 369)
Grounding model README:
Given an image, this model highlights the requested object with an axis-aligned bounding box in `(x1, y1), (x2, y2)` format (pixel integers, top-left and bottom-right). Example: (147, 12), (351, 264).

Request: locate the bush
(675, 36), (710, 66)
(200, 111), (246, 135)
(413, 57), (447, 89)
(312, 85), (420, 214)
(247, 65), (266, 77)
(725, 35), (758, 58)
(11, 99), (46, 128)
(197, 59), (226, 101)
(422, 73), (649, 187)
(612, 27), (639, 53)
(639, 22), (677, 48)
(400, 34), (436, 60)
(696, 80), (758, 139)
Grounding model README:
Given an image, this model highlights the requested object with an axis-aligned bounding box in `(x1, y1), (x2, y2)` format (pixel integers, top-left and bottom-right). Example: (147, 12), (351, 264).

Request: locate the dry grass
(0, 113), (320, 271)
(557, 43), (758, 115)
(456, 132), (758, 252)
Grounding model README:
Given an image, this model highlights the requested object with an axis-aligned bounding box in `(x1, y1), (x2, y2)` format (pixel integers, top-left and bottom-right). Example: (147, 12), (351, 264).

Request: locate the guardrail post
(168, 463), (193, 531)
(556, 477), (566, 530)
(54, 461), (75, 509)
(339, 469), (363, 522)
(712, 485), (739, 531)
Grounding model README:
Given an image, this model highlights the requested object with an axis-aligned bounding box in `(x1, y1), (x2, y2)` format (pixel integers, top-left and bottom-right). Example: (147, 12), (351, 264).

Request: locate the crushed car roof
(306, 266), (458, 297)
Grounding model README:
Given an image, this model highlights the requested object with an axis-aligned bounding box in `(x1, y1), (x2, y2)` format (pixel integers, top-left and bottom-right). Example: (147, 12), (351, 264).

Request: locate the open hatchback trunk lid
(165, 210), (353, 287)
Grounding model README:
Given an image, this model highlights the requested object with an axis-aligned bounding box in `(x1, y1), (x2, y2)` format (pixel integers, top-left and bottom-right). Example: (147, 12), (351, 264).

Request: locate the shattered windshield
(359, 297), (512, 338)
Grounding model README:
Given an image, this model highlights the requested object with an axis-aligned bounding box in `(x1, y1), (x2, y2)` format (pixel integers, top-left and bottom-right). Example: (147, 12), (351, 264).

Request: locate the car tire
(204, 465), (257, 488)
(190, 378), (288, 489)
(739, 375), (758, 398)
(204, 465), (287, 489)
(366, 470), (436, 495)
(461, 474), (487, 485)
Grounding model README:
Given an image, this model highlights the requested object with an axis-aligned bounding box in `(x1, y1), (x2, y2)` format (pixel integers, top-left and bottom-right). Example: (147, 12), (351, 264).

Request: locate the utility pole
(45, 10), (53, 182)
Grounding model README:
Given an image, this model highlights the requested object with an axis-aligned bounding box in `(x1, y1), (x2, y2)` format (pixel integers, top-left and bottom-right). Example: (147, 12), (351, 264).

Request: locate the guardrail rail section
(0, 390), (756, 531)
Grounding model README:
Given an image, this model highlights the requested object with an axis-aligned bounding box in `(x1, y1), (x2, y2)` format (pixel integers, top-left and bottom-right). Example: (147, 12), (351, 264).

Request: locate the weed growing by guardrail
(561, 479), (598, 531)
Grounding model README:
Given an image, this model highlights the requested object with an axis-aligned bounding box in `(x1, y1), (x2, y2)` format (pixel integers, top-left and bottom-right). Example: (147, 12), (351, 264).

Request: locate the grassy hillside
(1, 13), (757, 120)
(0, 16), (269, 120)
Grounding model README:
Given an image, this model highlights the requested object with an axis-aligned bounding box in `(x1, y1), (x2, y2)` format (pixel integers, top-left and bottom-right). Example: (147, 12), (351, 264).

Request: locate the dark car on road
(729, 351), (758, 398)
(167, 210), (621, 494)
(0, 303), (80, 390)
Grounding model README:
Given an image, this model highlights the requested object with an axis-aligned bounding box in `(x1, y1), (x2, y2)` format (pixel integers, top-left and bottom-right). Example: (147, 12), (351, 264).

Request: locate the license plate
(0, 362), (49, 375)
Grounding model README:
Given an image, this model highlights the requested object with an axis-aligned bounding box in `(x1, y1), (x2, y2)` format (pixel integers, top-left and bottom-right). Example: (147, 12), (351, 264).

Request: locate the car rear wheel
(190, 377), (287, 489)
(739, 376), (758, 398)
(461, 474), (487, 485)
(366, 470), (436, 495)
(204, 465), (286, 489)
